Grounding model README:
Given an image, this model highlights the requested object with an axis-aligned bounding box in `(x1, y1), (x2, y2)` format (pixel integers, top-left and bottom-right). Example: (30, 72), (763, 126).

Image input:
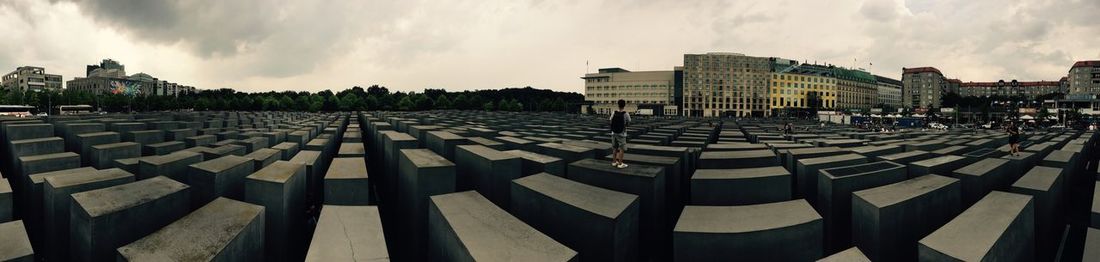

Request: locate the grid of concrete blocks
(0, 111), (1099, 261)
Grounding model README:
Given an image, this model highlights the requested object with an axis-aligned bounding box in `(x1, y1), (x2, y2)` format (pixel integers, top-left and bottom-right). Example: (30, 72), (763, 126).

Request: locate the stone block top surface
(72, 176), (189, 218)
(674, 199), (820, 234)
(191, 155), (251, 173)
(854, 174), (958, 208)
(918, 191), (1032, 261)
(514, 173), (638, 219)
(430, 191), (577, 261)
(116, 197), (264, 261)
(326, 158), (368, 180)
(399, 149), (454, 168)
(692, 166), (789, 180)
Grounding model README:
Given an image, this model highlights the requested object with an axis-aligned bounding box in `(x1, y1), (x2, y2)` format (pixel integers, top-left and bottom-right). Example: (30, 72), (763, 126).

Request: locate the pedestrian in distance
(1007, 121), (1021, 156)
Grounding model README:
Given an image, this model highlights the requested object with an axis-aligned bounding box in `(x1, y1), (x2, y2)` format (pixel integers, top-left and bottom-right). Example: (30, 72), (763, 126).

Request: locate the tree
(364, 95), (379, 110)
(451, 94), (469, 110)
(414, 94), (434, 111)
(397, 96), (414, 111)
(434, 94), (451, 109)
(482, 101), (495, 111)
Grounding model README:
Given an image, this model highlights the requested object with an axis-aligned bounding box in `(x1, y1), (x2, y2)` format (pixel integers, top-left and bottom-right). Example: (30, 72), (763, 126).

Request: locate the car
(929, 122), (948, 130)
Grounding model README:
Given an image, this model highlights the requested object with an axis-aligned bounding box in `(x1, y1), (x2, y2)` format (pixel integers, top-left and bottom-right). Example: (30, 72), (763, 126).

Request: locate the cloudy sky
(1, 0), (1097, 93)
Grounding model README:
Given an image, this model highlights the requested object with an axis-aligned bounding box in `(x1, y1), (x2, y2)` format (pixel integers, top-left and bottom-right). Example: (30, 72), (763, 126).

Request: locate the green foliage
(482, 101), (495, 111)
(397, 96), (414, 111)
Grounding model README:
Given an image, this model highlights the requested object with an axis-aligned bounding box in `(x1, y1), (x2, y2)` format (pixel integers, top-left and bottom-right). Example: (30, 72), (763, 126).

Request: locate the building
(1068, 60), (1100, 96)
(874, 75), (903, 109)
(1, 66), (63, 92)
(902, 67), (947, 109)
(67, 59), (197, 96)
(683, 52), (771, 117)
(958, 80), (1061, 99)
(833, 67), (876, 111)
(582, 68), (677, 115)
(769, 61), (837, 116)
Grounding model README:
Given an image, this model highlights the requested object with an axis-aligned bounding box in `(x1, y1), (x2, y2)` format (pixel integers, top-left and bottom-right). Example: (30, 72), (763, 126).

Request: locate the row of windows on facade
(586, 85), (669, 90)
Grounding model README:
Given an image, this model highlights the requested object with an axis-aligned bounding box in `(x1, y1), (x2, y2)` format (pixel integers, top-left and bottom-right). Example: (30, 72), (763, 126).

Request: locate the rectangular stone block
(875, 150), (937, 165)
(504, 149), (564, 177)
(455, 145), (522, 209)
(426, 130), (470, 160)
(1001, 152), (1039, 182)
(536, 142), (596, 166)
(305, 205), (388, 262)
(817, 161), (908, 252)
(497, 136), (536, 151)
(323, 157), (370, 205)
(202, 144), (246, 160)
(953, 158), (1012, 206)
(908, 155), (978, 178)
(784, 147), (847, 175)
(852, 175), (962, 261)
(691, 166), (790, 205)
(243, 148), (281, 170)
(43, 168), (135, 261)
(76, 131), (121, 165)
(0, 179), (10, 223)
(245, 161), (306, 262)
(290, 150), (327, 204)
(1009, 166), (1064, 260)
(918, 191), (1034, 261)
(383, 131), (419, 201)
(0, 220), (33, 261)
(184, 134), (216, 147)
(71, 176), (191, 262)
(699, 150), (778, 169)
(18, 152), (80, 177)
(818, 247), (871, 262)
(186, 155), (255, 207)
(9, 137), (64, 164)
(796, 153), (867, 202)
(567, 158), (666, 260)
(4, 123), (53, 141)
(142, 141), (185, 156)
(165, 128), (197, 141)
(674, 200), (822, 261)
(512, 173), (639, 262)
(272, 142), (300, 161)
(234, 136), (270, 153)
(138, 151), (203, 182)
(116, 197), (265, 261)
(336, 143), (365, 158)
(428, 191), (577, 261)
(121, 130), (163, 145)
(90, 142), (141, 169)
(23, 167), (94, 248)
(396, 149), (456, 261)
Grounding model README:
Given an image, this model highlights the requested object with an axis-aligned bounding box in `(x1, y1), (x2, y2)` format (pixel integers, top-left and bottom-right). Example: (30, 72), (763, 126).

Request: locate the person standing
(1007, 122), (1021, 156)
(783, 122), (793, 135)
(610, 99), (631, 168)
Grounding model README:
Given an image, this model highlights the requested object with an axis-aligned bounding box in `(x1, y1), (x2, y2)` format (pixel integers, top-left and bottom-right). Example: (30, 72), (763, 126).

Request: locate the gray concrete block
(90, 142), (141, 169)
(336, 143), (365, 158)
(784, 147), (848, 175)
(504, 149), (564, 177)
(203, 144), (246, 160)
(290, 150), (327, 204)
(849, 145), (904, 160)
(138, 151), (203, 181)
(817, 161), (908, 252)
(165, 128), (197, 142)
(1001, 152), (1039, 183)
(116, 197), (265, 261)
(818, 247), (870, 262)
(187, 155), (255, 207)
(953, 158), (1012, 206)
(567, 158), (666, 260)
(428, 191), (577, 261)
(23, 167), (94, 248)
(305, 205), (388, 262)
(75, 131), (121, 165)
(875, 150), (937, 165)
(71, 176), (191, 262)
(674, 200), (823, 261)
(18, 152), (80, 177)
(4, 123), (53, 141)
(246, 161), (306, 262)
(455, 145), (522, 209)
(0, 179), (10, 223)
(43, 168), (135, 261)
(383, 131), (419, 200)
(243, 148), (281, 171)
(142, 141), (185, 156)
(426, 130), (470, 160)
(234, 136), (270, 153)
(0, 220), (34, 261)
(918, 191), (1034, 261)
(497, 136), (537, 151)
(699, 149), (778, 169)
(396, 148), (456, 261)
(271, 142), (300, 161)
(536, 142), (596, 166)
(796, 153), (867, 202)
(184, 134), (217, 147)
(8, 137), (64, 164)
(908, 155), (978, 178)
(512, 173), (639, 262)
(121, 130), (163, 145)
(690, 166), (790, 205)
(852, 175), (962, 261)
(1009, 166), (1064, 260)
(323, 157), (370, 205)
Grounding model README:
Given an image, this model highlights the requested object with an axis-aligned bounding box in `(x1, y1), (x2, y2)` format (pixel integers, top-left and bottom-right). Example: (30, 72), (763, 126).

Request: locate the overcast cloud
(1, 0), (1097, 93)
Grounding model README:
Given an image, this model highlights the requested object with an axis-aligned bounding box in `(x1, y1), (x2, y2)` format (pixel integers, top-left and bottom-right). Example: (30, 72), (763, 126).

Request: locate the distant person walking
(610, 99), (631, 168)
(783, 122), (793, 135)
(1007, 122), (1021, 156)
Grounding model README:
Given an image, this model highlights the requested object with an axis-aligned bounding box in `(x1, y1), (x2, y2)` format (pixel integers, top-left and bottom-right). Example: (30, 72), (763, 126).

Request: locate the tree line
(0, 85), (583, 113)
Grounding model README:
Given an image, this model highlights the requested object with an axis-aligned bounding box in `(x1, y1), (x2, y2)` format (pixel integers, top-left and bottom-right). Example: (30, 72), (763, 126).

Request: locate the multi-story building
(902, 67), (947, 109)
(769, 62), (836, 115)
(874, 75), (903, 109)
(67, 59), (196, 96)
(582, 68), (677, 115)
(958, 80), (1060, 99)
(833, 67), (876, 111)
(683, 52), (771, 117)
(1, 66), (63, 92)
(1068, 60), (1100, 96)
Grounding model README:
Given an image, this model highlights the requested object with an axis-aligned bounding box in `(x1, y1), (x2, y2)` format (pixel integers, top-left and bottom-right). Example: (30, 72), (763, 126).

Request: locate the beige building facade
(683, 52), (771, 117)
(583, 68), (675, 115)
